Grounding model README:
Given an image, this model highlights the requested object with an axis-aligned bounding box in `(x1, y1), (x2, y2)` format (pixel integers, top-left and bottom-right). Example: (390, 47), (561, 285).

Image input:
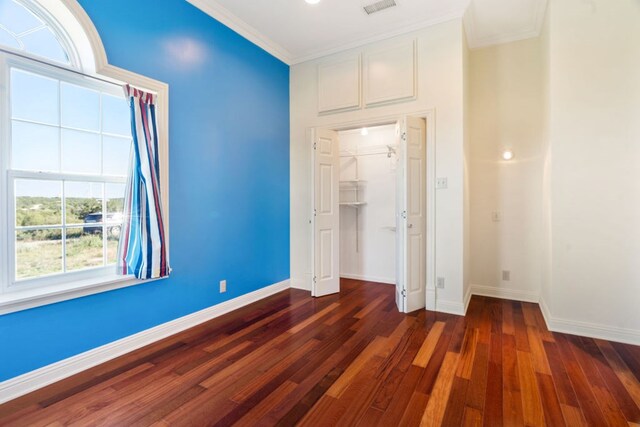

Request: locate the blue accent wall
(0, 0), (290, 381)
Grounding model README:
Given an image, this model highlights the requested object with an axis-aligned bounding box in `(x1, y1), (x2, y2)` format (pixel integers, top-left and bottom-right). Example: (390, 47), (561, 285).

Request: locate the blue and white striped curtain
(117, 84), (169, 279)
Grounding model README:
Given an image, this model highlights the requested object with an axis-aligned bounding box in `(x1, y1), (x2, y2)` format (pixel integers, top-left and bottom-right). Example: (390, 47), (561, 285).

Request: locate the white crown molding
(0, 279), (291, 404)
(464, 0), (548, 50)
(291, 10), (466, 64)
(470, 283), (540, 303)
(185, 0), (466, 65)
(539, 297), (640, 347)
(185, 0), (294, 64)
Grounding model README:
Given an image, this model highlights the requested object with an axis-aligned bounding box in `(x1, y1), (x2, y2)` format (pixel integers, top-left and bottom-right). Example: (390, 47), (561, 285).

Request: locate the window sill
(0, 274), (164, 315)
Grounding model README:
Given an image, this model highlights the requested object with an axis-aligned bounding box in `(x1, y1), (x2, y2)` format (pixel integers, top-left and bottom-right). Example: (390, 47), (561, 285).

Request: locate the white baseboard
(339, 273), (395, 285)
(426, 287), (436, 311)
(290, 275), (310, 291)
(430, 286), (472, 316)
(435, 298), (466, 316)
(539, 297), (640, 346)
(470, 284), (540, 303)
(464, 285), (472, 314)
(0, 279), (291, 404)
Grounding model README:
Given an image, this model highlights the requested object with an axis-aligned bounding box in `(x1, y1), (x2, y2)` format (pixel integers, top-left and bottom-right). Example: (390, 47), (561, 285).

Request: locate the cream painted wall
(463, 29), (472, 308)
(540, 5), (552, 308)
(545, 0), (640, 341)
(290, 19), (467, 314)
(468, 37), (546, 302)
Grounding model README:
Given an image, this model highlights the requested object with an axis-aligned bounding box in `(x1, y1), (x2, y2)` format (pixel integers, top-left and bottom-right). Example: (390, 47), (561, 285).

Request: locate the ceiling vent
(363, 0), (397, 15)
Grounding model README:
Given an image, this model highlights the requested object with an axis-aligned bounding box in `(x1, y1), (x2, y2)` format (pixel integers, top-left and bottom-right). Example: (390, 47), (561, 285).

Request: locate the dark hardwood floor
(1, 279), (639, 426)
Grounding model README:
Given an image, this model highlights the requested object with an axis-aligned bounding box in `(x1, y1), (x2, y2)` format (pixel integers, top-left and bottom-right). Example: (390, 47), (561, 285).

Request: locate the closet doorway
(311, 115), (430, 313)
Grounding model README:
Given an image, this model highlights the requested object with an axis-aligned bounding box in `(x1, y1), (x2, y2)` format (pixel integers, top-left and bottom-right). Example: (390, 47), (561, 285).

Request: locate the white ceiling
(186, 0), (548, 64)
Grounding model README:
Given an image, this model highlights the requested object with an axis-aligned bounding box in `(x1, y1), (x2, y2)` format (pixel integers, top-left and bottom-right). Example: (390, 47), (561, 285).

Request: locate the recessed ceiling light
(305, 0), (321, 4)
(502, 150), (514, 161)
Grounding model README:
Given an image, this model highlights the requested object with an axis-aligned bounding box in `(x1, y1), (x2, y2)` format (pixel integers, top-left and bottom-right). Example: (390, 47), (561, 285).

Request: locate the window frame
(0, 0), (170, 315)
(0, 0), (80, 67)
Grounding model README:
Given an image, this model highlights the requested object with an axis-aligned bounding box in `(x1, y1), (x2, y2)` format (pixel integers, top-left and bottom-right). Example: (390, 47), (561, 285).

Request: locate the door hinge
(401, 210), (407, 219)
(313, 276), (317, 283)
(401, 289), (407, 297)
(313, 142), (317, 150)
(401, 132), (407, 141)
(313, 209), (317, 217)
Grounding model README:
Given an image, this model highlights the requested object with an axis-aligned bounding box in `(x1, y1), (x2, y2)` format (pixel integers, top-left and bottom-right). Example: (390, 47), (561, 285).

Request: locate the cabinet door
(363, 40), (416, 107)
(317, 55), (361, 114)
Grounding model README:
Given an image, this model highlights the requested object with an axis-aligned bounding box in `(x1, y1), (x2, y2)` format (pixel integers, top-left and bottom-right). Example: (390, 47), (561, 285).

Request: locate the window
(7, 62), (131, 288)
(0, 0), (73, 65)
(0, 0), (169, 314)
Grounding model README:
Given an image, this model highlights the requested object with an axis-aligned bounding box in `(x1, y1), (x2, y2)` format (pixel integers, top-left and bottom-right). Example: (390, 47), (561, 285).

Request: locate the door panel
(313, 129), (340, 297)
(399, 116), (426, 312)
(395, 122), (405, 312)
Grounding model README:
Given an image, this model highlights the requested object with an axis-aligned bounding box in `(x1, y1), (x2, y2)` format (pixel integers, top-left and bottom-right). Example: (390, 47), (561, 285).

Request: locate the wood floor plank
(568, 335), (629, 425)
(527, 326), (552, 375)
(464, 342), (489, 411)
(441, 376), (469, 426)
(1, 280), (638, 426)
(483, 327), (503, 426)
(419, 351), (460, 427)
(561, 404), (588, 427)
(503, 333), (525, 427)
(536, 372), (567, 427)
(462, 406), (483, 426)
(326, 336), (387, 398)
(502, 300), (515, 336)
(543, 339), (580, 407)
(597, 339), (640, 410)
(412, 321), (446, 367)
(232, 380), (298, 427)
(398, 391), (430, 427)
(456, 328), (479, 380)
(516, 350), (545, 427)
(555, 333), (610, 426)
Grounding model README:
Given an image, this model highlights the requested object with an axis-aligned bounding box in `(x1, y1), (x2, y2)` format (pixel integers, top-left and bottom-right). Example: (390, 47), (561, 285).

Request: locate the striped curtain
(117, 85), (169, 279)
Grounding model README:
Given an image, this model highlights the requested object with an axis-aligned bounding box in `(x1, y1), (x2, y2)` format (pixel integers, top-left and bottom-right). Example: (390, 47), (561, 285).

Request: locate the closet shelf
(340, 180), (367, 185)
(339, 202), (367, 208)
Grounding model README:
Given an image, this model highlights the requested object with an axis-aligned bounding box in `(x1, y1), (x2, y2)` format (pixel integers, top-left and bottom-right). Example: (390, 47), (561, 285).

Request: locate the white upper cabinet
(315, 39), (417, 115)
(317, 55), (361, 114)
(363, 40), (416, 107)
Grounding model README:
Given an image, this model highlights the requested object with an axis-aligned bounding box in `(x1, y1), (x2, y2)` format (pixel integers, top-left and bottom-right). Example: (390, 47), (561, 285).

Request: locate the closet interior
(338, 123), (398, 285)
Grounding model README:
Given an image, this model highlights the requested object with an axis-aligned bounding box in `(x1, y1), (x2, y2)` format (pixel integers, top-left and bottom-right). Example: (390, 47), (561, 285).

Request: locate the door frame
(309, 109), (436, 311)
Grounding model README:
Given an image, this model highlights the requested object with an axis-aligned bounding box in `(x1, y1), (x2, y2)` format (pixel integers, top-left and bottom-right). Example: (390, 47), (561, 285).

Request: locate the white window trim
(0, 0), (170, 315)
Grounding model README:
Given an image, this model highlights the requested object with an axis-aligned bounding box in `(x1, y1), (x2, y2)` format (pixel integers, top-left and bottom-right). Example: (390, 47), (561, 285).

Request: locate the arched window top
(0, 0), (76, 66)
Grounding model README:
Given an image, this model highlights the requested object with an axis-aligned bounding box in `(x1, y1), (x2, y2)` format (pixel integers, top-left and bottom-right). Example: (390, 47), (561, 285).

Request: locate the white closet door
(397, 116), (426, 312)
(312, 128), (340, 297)
(395, 122), (406, 312)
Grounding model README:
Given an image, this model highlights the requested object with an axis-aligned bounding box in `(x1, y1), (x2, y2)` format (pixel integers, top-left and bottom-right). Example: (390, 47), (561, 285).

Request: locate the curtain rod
(0, 46), (151, 94)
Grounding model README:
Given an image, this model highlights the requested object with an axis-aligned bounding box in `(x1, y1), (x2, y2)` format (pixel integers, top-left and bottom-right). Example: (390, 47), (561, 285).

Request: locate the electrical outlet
(436, 177), (448, 190)
(220, 280), (227, 293)
(436, 277), (445, 289)
(502, 271), (510, 281)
